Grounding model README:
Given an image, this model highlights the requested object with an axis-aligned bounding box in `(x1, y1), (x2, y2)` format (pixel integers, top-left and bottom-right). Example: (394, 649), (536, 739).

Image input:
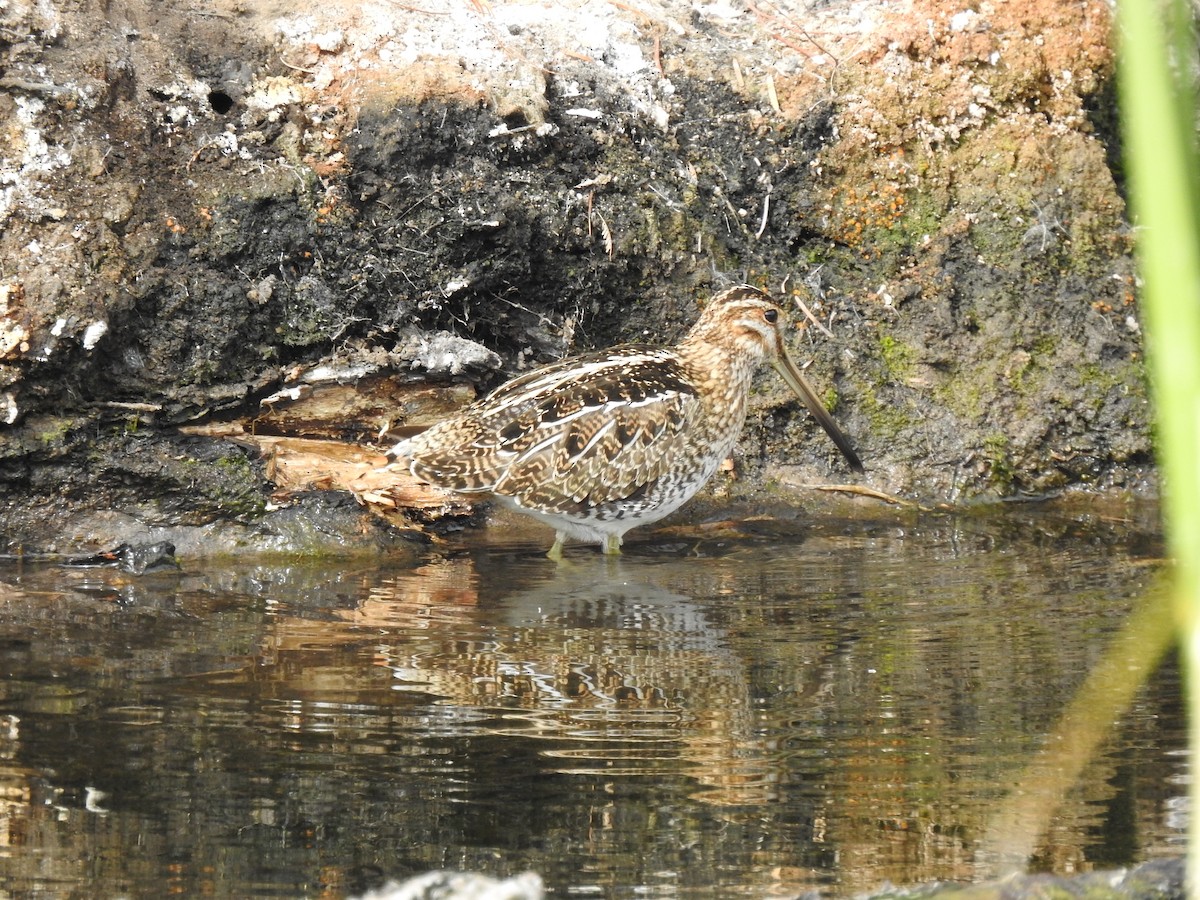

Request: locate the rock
(353, 871), (544, 900)
(865, 857), (1185, 899)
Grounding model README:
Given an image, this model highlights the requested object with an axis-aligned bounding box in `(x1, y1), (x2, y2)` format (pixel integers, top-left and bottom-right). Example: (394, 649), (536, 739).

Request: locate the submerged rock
(349, 860), (1184, 900)
(60, 541), (178, 574)
(354, 870), (543, 900)
(867, 857), (1184, 899)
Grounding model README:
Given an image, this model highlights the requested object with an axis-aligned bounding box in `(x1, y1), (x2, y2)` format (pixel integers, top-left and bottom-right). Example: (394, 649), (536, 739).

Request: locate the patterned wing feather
(397, 347), (704, 511)
(393, 352), (631, 490)
(491, 353), (703, 514)
(398, 417), (515, 491)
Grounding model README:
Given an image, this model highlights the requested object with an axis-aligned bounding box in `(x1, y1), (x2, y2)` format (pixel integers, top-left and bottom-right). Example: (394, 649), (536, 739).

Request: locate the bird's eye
(763, 308), (778, 324)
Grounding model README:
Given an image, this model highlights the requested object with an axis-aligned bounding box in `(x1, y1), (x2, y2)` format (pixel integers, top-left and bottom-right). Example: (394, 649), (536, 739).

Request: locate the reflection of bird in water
(371, 558), (774, 790)
(388, 286), (863, 558)
(374, 557), (739, 709)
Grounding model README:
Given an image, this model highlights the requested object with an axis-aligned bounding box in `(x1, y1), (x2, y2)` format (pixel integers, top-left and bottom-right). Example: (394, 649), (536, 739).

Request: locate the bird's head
(687, 284), (863, 473)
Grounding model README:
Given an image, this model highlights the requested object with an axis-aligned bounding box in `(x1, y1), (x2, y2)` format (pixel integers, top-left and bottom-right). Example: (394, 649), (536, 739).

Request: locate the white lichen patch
(242, 76), (302, 121)
(1, 391), (17, 425)
(266, 1), (678, 128)
(0, 283), (30, 360)
(0, 0), (61, 41)
(395, 327), (502, 377)
(81, 320), (108, 350)
(149, 77), (213, 135)
(0, 320), (30, 359)
(0, 95), (73, 222)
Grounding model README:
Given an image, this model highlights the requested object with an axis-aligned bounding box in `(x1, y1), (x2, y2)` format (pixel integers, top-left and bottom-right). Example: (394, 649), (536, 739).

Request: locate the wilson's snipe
(388, 285), (863, 558)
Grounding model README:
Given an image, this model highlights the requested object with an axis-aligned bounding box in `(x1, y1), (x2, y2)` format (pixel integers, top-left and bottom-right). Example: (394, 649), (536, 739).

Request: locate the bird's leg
(601, 533), (622, 556)
(547, 532), (566, 561)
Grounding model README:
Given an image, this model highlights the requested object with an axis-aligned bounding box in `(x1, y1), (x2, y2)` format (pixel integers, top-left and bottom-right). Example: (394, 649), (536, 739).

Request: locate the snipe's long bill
(388, 285), (863, 559)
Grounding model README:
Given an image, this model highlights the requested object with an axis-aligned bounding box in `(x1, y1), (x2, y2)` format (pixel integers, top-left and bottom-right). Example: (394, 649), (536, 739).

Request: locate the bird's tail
(384, 438), (412, 463)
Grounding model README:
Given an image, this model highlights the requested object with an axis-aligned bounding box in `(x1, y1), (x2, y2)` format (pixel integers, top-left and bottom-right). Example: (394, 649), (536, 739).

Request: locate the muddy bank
(0, 0), (1151, 553)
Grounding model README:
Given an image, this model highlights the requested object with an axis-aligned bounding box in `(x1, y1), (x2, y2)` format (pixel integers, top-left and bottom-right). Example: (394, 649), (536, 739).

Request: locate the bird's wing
(494, 351), (704, 513)
(403, 348), (705, 510)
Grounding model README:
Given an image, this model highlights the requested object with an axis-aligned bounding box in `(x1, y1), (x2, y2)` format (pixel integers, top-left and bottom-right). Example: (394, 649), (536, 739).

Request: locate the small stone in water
(352, 870), (544, 900)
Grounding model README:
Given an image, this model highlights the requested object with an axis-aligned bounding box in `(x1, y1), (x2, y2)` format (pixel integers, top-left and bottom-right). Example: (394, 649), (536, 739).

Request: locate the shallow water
(0, 501), (1183, 898)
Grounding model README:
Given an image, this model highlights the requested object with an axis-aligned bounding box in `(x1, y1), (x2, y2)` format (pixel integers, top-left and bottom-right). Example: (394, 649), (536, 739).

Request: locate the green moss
(1031, 333), (1058, 357)
(869, 189), (946, 253)
(936, 378), (988, 421)
(1079, 362), (1117, 415)
(215, 452), (254, 475)
(178, 451), (268, 519)
(37, 418), (73, 446)
(967, 217), (1031, 270)
(1006, 354), (1041, 395)
(983, 432), (1015, 490)
(878, 330), (917, 382)
(856, 381), (916, 439)
(1078, 361), (1119, 391)
(1076, 357), (1149, 417)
